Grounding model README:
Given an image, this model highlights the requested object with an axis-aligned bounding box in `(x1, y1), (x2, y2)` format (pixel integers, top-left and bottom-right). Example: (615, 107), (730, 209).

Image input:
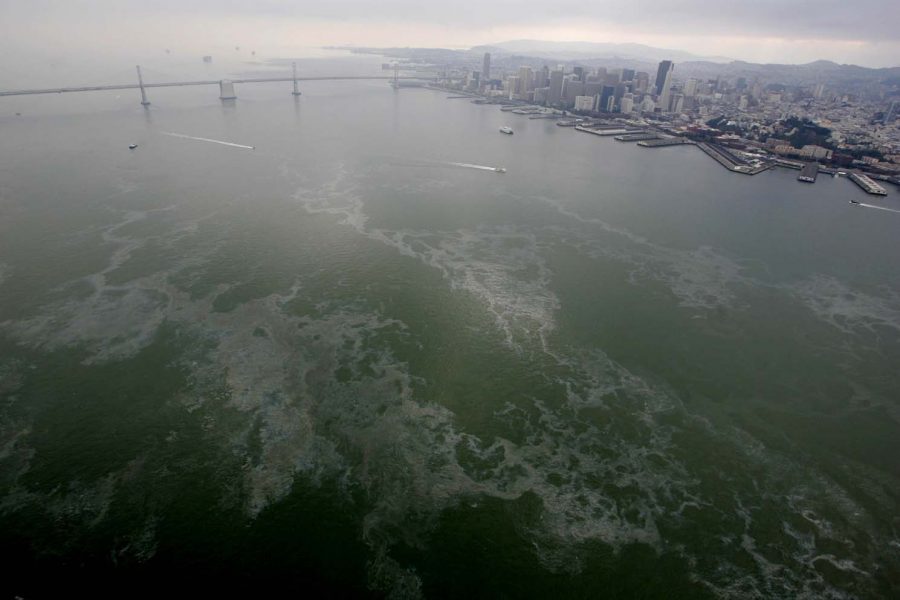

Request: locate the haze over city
(2, 0), (899, 67)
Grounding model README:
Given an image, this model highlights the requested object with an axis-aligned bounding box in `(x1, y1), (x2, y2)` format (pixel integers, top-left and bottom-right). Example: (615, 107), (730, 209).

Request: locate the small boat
(849, 199), (860, 205)
(494, 167), (506, 173)
(128, 144), (138, 150)
(499, 126), (513, 135)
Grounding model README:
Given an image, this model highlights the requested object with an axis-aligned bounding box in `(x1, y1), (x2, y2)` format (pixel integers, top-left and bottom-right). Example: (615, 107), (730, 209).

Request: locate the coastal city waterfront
(362, 48), (900, 194)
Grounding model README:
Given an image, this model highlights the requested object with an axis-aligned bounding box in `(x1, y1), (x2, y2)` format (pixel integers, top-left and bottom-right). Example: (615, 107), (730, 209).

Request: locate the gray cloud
(2, 0), (898, 66)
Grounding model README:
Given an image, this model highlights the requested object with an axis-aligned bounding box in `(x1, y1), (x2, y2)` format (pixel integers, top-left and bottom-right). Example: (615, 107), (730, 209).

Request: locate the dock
(798, 163), (819, 183)
(849, 172), (888, 195)
(695, 142), (771, 175)
(775, 158), (804, 170)
(614, 132), (660, 142)
(576, 125), (645, 137)
(637, 137), (693, 148)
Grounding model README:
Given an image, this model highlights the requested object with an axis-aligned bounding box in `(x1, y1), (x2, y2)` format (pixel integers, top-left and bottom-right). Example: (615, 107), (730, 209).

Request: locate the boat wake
(858, 203), (900, 214)
(161, 131), (255, 150)
(448, 162), (505, 173)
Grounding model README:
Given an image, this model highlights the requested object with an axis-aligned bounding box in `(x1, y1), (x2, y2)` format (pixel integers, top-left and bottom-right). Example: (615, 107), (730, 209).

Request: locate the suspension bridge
(0, 63), (422, 105)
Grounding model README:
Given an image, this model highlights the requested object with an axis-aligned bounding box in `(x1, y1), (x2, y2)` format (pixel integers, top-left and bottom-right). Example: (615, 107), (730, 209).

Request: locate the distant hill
(472, 40), (732, 64)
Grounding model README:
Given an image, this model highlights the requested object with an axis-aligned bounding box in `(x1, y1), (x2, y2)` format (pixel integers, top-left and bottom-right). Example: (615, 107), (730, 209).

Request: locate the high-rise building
(506, 76), (519, 100)
(521, 66), (535, 92)
(683, 78), (698, 98)
(620, 93), (634, 114)
(622, 68), (635, 82)
(548, 69), (565, 106)
(670, 93), (684, 113)
(482, 53), (491, 80)
(564, 78), (585, 106)
(573, 66), (585, 82)
(599, 85), (616, 113)
(655, 60), (674, 112)
(635, 72), (650, 93)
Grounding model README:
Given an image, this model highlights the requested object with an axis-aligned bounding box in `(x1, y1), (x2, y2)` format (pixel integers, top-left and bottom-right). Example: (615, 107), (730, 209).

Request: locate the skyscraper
(518, 66), (534, 96)
(548, 69), (565, 106)
(655, 60), (674, 112)
(482, 53), (491, 80)
(599, 85), (615, 113)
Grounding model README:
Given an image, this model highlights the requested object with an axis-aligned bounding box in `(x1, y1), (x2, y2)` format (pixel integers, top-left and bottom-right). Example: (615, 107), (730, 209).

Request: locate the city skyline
(2, 0), (899, 68)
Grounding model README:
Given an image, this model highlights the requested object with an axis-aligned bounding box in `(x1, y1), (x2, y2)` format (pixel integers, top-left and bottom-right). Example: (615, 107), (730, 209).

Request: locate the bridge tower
(219, 80), (237, 100)
(292, 62), (301, 96)
(136, 65), (150, 106)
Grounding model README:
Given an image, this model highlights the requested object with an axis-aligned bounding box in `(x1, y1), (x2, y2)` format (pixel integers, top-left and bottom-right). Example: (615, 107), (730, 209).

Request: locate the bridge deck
(0, 76), (420, 97)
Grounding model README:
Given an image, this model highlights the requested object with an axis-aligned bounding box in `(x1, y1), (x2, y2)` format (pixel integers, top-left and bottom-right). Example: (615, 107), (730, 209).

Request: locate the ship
(499, 127), (513, 135)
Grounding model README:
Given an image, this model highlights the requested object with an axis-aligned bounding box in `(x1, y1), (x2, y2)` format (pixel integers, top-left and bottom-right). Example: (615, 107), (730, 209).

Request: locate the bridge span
(0, 64), (423, 104)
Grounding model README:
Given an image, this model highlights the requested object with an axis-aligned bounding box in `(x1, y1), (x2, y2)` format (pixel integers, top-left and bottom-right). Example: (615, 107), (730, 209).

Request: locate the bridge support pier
(136, 65), (150, 106)
(219, 80), (237, 100)
(292, 62), (301, 96)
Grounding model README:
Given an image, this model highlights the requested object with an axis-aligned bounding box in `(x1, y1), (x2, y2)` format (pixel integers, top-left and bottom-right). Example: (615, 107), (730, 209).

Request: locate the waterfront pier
(849, 172), (889, 195)
(798, 163), (819, 183)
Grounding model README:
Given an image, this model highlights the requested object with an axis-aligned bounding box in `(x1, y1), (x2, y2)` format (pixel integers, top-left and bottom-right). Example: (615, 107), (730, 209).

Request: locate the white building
(574, 96), (595, 111)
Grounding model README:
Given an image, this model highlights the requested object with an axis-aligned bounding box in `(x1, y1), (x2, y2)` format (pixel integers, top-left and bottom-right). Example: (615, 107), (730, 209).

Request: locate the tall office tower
(482, 53), (491, 80)
(540, 65), (550, 88)
(655, 60), (674, 112)
(573, 66), (585, 82)
(594, 67), (607, 81)
(670, 93), (684, 113)
(622, 68), (635, 82)
(506, 76), (519, 100)
(620, 93), (634, 114)
(584, 82), (603, 98)
(635, 72), (650, 93)
(599, 85), (616, 113)
(564, 78), (585, 106)
(683, 78), (698, 97)
(548, 69), (565, 106)
(518, 66), (534, 95)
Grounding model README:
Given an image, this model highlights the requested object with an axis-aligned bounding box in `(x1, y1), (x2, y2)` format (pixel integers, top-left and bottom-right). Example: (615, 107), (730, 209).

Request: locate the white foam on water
(536, 195), (750, 311)
(787, 275), (900, 335)
(2, 160), (894, 598)
(291, 167), (560, 352)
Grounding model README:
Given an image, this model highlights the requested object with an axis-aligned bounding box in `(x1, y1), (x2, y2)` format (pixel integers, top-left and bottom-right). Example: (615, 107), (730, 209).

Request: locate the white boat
(494, 167), (506, 173)
(499, 127), (513, 135)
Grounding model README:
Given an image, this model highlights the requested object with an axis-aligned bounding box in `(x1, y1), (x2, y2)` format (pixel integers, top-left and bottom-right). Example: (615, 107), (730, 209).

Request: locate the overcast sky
(2, 0), (899, 68)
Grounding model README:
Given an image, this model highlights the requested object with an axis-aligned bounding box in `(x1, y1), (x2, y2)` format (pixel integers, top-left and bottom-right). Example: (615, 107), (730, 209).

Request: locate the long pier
(849, 172), (888, 195)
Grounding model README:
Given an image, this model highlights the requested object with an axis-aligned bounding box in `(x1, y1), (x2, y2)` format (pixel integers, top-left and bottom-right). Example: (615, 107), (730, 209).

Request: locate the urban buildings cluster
(433, 53), (900, 176)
